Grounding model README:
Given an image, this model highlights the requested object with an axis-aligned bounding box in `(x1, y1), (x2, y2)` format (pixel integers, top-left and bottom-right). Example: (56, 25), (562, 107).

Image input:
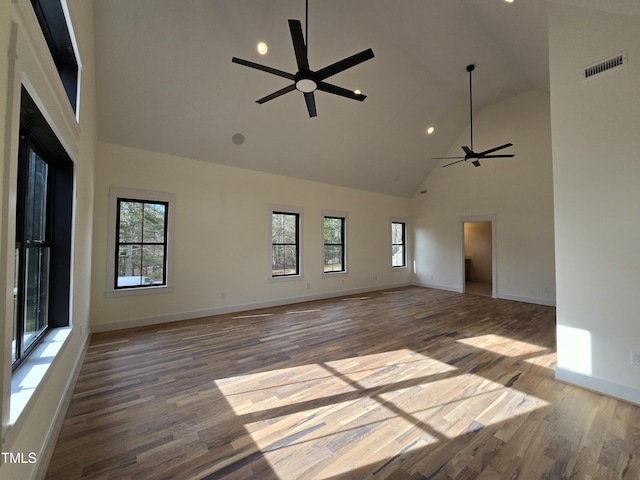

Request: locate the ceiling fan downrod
(467, 64), (474, 152)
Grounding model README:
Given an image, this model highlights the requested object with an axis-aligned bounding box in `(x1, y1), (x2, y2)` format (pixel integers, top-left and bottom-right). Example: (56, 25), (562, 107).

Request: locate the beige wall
(550, 5), (640, 402)
(0, 1), (96, 479)
(411, 89), (556, 305)
(90, 142), (411, 331)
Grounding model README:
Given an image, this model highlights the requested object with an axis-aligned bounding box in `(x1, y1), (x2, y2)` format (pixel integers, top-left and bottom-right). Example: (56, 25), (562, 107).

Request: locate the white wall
(0, 0), (97, 479)
(411, 89), (556, 305)
(90, 143), (411, 332)
(549, 5), (640, 403)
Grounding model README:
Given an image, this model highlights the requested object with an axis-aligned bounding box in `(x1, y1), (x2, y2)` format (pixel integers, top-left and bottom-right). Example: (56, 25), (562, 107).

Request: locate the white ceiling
(92, 0), (633, 197)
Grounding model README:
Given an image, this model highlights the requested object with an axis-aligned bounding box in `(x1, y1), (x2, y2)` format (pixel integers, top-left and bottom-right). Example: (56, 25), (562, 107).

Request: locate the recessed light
(426, 126), (435, 135)
(232, 133), (245, 145)
(257, 42), (268, 55)
(504, 0), (514, 3)
(354, 89), (361, 95)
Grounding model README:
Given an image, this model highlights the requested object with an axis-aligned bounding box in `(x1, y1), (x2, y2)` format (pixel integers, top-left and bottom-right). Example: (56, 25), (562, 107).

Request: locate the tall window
(391, 221), (407, 268)
(115, 199), (168, 288)
(323, 216), (345, 273)
(13, 88), (73, 370)
(271, 212), (300, 277)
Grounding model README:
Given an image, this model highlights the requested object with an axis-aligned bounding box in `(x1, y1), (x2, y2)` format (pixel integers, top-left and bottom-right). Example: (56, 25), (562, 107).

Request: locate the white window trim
(106, 187), (175, 297)
(391, 216), (409, 271)
(268, 204), (304, 282)
(321, 209), (348, 278)
(15, 0), (82, 124)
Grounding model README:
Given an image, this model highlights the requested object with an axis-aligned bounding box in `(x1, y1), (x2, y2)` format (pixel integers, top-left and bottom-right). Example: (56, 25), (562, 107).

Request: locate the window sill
(10, 327), (72, 425)
(321, 271), (348, 278)
(391, 266), (409, 271)
(268, 275), (303, 284)
(105, 285), (173, 298)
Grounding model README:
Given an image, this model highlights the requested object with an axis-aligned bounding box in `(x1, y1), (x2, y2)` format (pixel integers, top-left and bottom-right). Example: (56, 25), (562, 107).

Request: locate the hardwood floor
(46, 287), (640, 479)
(464, 281), (492, 297)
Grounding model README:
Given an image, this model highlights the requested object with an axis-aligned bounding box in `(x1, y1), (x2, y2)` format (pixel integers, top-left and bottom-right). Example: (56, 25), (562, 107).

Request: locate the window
(391, 221), (407, 268)
(323, 216), (346, 273)
(115, 199), (168, 289)
(107, 188), (175, 296)
(271, 211), (300, 277)
(13, 87), (73, 370)
(30, 0), (80, 113)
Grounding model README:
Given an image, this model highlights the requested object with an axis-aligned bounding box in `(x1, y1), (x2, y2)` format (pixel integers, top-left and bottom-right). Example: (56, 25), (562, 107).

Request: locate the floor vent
(584, 51), (627, 79)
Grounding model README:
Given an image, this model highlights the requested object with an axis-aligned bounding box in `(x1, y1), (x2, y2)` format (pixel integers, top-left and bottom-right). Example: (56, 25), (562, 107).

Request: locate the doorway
(460, 216), (496, 298)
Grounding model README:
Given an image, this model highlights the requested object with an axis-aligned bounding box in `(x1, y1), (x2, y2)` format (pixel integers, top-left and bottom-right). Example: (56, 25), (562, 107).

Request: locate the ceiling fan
(231, 0), (374, 118)
(433, 64), (514, 167)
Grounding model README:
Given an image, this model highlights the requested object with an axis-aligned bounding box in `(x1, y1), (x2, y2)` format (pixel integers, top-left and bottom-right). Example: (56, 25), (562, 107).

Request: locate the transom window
(271, 212), (300, 277)
(115, 199), (169, 289)
(392, 221), (407, 268)
(30, 0), (80, 113)
(323, 216), (346, 273)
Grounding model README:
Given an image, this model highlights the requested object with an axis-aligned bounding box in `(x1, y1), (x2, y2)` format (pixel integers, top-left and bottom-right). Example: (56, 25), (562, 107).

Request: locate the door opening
(460, 216), (496, 298)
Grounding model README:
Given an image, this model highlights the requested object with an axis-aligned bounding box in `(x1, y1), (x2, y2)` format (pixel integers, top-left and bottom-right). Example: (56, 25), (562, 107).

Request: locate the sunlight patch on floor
(216, 347), (550, 480)
(216, 364), (356, 415)
(457, 334), (547, 357)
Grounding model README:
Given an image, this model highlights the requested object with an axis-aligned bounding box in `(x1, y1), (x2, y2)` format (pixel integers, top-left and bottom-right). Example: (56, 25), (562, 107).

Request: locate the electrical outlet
(631, 349), (640, 366)
(220, 291), (226, 300)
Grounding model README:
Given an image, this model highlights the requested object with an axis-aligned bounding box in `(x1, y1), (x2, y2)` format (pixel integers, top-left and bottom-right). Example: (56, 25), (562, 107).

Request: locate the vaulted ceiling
(92, 0), (638, 197)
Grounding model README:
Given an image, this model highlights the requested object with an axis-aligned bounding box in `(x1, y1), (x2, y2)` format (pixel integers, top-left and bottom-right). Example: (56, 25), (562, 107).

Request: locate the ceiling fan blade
(304, 92), (317, 117)
(478, 143), (513, 156)
(232, 57), (295, 80)
(480, 154), (515, 158)
(441, 159), (467, 168)
(431, 155), (465, 160)
(288, 20), (309, 72)
(317, 82), (367, 101)
(472, 160), (481, 167)
(256, 84), (296, 104)
(315, 49), (375, 81)
(461, 146), (474, 156)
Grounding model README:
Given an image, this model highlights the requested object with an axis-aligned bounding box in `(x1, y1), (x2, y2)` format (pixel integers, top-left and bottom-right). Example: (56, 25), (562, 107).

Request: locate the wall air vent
(583, 51), (627, 79)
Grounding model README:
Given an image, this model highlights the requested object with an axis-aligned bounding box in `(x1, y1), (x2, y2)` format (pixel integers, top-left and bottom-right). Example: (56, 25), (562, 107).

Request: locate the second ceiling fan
(232, 0), (374, 118)
(433, 64), (514, 167)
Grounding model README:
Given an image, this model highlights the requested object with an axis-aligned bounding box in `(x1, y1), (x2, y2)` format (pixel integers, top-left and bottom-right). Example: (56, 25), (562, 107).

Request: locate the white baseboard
(92, 282), (411, 333)
(411, 282), (556, 307)
(555, 367), (640, 406)
(498, 293), (556, 307)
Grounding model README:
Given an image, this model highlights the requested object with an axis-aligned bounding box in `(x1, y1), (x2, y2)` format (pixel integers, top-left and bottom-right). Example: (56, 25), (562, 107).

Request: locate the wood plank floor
(46, 287), (640, 479)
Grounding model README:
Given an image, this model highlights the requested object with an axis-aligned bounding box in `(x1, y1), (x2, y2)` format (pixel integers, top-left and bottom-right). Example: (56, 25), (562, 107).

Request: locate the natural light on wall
(556, 324), (592, 375)
(214, 348), (549, 479)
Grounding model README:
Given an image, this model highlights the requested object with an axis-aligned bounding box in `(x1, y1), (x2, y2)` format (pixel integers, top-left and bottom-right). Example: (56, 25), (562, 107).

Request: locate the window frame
(269, 205), (303, 281)
(13, 87), (74, 371)
(391, 219), (408, 269)
(106, 188), (175, 297)
(322, 211), (347, 276)
(114, 198), (169, 290)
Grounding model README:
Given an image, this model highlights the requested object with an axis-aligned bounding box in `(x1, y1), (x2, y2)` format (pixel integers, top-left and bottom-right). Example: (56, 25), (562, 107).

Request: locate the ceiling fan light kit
(232, 1), (374, 118)
(432, 64), (515, 168)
